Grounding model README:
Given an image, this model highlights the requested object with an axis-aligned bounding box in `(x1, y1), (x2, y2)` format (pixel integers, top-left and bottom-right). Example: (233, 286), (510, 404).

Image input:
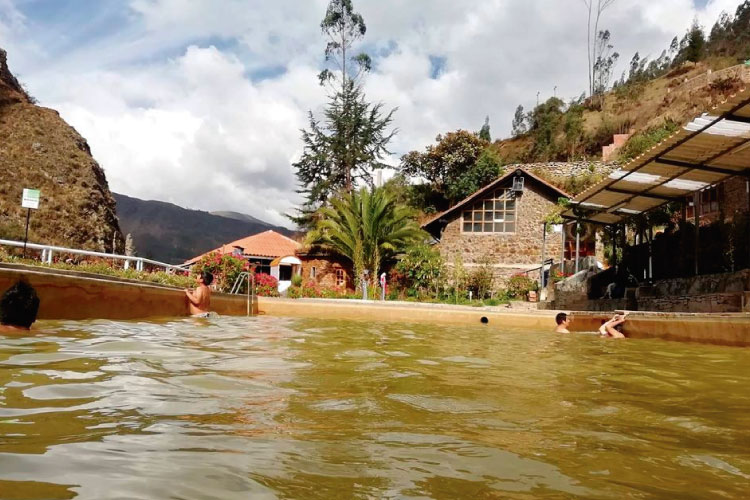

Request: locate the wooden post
(648, 225), (653, 283)
(561, 223), (566, 274)
(694, 191), (700, 276)
(22, 208), (31, 259)
(540, 223), (547, 288)
(575, 221), (581, 274)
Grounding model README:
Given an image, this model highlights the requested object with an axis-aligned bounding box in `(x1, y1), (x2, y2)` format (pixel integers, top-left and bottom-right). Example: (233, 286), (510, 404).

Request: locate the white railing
(0, 239), (184, 272)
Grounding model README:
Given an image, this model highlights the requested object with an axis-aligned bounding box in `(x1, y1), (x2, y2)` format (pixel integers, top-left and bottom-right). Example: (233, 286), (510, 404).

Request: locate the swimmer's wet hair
(555, 312), (568, 325)
(201, 271), (214, 286)
(0, 280), (40, 328)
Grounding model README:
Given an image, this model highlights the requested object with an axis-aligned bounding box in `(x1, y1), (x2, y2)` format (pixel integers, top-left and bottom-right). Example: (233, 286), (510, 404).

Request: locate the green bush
(394, 244), (444, 297)
(291, 274), (303, 287)
(618, 120), (679, 162)
(506, 274), (538, 299)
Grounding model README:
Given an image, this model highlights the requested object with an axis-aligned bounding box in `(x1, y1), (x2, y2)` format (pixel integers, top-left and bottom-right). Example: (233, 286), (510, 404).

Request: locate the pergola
(560, 87), (750, 277)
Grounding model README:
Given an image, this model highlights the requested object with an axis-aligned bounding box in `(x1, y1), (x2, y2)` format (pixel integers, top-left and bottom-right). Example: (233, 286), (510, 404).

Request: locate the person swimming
(185, 271), (213, 317)
(554, 312), (571, 333)
(0, 280), (40, 332)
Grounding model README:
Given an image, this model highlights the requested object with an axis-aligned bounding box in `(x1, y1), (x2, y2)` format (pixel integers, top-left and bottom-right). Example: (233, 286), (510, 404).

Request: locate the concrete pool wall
(1, 264), (749, 346)
(0, 264), (255, 319)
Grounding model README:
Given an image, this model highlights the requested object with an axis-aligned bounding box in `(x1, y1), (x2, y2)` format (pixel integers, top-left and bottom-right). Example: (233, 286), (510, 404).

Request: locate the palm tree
(307, 187), (427, 285)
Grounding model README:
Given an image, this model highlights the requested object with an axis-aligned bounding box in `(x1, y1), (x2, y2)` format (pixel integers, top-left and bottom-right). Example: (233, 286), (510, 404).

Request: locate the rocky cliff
(0, 47), (123, 252)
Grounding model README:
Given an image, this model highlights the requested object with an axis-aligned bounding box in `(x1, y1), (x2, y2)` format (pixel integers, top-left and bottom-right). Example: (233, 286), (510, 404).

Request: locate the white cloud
(2, 0), (745, 227)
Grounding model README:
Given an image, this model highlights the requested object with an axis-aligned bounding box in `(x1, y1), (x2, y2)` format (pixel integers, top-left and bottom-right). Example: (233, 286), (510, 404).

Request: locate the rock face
(0, 48), (123, 252)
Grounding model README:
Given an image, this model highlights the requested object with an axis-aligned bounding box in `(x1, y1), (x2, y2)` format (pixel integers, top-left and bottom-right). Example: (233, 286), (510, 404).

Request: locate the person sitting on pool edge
(599, 312), (628, 338)
(185, 271), (213, 317)
(0, 280), (40, 332)
(554, 312), (571, 333)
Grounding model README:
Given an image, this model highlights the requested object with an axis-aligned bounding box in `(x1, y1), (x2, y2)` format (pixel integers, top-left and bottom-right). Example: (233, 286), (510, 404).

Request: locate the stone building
(422, 167), (595, 284)
(684, 176), (750, 224)
(297, 250), (354, 290)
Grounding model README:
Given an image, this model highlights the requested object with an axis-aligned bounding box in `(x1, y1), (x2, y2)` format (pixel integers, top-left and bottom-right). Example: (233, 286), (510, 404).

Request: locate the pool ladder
(230, 272), (256, 316)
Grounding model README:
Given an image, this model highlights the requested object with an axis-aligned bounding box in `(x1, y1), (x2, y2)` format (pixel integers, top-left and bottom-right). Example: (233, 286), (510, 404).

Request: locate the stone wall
(513, 161), (617, 184)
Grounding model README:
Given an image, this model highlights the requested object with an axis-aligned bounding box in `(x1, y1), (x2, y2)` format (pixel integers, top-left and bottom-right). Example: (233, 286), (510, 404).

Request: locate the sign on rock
(21, 188), (40, 209)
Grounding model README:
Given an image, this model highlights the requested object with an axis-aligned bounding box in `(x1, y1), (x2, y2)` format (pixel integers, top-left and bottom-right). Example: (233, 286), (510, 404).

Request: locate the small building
(297, 249), (354, 290)
(184, 230), (302, 292)
(422, 168), (593, 284)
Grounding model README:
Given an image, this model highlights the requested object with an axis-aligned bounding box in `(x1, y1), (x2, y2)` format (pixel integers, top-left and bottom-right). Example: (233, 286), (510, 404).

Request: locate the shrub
(291, 274), (303, 287)
(618, 120), (679, 162)
(192, 252), (252, 292)
(466, 256), (494, 299)
(395, 244), (444, 297)
(506, 274), (538, 299)
(254, 273), (280, 297)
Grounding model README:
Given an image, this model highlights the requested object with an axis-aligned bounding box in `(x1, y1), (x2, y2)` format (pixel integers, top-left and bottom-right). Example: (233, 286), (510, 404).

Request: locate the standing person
(0, 280), (40, 332)
(554, 312), (571, 333)
(185, 271), (213, 317)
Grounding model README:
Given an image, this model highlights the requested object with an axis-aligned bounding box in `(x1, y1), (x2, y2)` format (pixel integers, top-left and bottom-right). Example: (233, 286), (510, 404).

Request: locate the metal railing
(0, 238), (184, 272)
(230, 272), (256, 316)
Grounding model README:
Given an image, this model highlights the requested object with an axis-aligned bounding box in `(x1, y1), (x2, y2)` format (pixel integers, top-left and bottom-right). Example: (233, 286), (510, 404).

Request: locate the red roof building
(184, 230), (300, 266)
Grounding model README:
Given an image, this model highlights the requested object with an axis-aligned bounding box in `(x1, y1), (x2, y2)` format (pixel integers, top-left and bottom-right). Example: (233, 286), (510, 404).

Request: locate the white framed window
(336, 269), (345, 286)
(310, 266), (316, 278)
(461, 188), (516, 233)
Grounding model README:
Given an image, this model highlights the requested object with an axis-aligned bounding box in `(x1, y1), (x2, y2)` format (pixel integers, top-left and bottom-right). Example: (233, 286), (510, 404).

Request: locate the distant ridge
(209, 211), (264, 224)
(114, 193), (295, 264)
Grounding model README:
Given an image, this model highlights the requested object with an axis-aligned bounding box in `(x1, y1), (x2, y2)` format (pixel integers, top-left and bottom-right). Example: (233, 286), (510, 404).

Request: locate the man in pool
(554, 312), (571, 333)
(185, 271), (213, 317)
(0, 280), (40, 332)
(599, 312), (628, 338)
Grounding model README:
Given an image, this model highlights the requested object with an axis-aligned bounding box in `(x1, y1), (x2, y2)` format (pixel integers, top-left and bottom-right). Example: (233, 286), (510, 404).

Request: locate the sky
(0, 0), (745, 227)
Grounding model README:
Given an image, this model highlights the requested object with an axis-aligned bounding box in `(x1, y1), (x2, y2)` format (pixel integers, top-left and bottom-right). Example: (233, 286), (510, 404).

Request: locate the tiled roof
(184, 230), (300, 265)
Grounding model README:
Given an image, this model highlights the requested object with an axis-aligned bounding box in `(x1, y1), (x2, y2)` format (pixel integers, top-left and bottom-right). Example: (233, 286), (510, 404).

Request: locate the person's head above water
(555, 312), (569, 325)
(199, 271), (214, 286)
(0, 280), (40, 329)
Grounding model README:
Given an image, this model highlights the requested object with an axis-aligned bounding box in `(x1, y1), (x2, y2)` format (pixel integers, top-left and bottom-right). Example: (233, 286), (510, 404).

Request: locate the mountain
(0, 47), (122, 251)
(209, 211), (265, 224)
(113, 193), (296, 264)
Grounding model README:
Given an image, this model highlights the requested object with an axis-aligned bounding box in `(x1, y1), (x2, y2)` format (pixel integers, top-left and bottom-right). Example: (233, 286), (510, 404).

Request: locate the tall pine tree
(291, 0), (396, 229)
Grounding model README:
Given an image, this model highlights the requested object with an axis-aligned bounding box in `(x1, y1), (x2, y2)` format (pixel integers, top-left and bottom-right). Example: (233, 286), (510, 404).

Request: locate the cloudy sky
(0, 0), (744, 227)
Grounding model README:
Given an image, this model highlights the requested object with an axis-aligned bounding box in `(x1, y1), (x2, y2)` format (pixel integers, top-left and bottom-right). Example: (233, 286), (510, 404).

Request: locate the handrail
(0, 238), (182, 272)
(230, 272), (256, 316)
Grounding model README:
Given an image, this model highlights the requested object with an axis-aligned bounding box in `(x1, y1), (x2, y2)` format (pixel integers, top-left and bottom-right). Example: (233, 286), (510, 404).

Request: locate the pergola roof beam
(604, 187), (682, 201)
(655, 157), (750, 177)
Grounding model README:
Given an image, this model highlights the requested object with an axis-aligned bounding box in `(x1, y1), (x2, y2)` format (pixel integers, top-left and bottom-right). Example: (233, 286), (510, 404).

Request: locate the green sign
(21, 188), (40, 209)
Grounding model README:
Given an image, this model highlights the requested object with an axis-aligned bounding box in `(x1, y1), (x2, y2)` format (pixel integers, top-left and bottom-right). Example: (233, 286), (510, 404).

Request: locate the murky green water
(1, 316), (749, 499)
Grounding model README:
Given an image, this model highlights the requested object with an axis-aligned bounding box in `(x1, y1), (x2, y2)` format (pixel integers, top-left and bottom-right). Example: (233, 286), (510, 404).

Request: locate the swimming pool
(1, 316), (748, 499)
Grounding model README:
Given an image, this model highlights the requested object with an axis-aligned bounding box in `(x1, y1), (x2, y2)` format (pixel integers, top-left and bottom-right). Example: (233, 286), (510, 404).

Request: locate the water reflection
(0, 316), (749, 499)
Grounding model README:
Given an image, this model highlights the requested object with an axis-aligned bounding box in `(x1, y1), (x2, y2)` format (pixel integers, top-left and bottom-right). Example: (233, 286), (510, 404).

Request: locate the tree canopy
(306, 187), (427, 283)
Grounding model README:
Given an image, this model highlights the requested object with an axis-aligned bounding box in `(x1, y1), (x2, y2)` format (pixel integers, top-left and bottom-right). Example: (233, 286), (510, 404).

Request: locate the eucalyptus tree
(306, 187), (426, 285)
(292, 0), (397, 229)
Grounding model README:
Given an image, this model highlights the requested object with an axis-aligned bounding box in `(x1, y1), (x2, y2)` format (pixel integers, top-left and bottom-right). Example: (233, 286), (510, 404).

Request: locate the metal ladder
(230, 272), (256, 316)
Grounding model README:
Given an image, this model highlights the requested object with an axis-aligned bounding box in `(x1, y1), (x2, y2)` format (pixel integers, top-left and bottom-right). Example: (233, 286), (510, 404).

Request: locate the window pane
(494, 212), (504, 222)
(463, 223), (472, 232)
(505, 223), (515, 233)
(484, 223), (493, 232)
(484, 200), (493, 210)
(505, 213), (515, 222)
(484, 212), (493, 221)
(495, 200), (504, 210)
(506, 200), (515, 211)
(462, 211), (471, 222)
(473, 223), (482, 232)
(473, 212), (482, 221)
